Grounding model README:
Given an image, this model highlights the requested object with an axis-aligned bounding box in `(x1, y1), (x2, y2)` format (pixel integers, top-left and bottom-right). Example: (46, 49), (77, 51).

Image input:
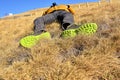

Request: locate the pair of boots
(20, 23), (98, 48)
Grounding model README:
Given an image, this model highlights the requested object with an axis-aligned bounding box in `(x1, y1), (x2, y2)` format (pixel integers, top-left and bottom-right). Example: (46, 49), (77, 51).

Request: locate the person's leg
(61, 11), (74, 30)
(33, 17), (45, 35)
(57, 11), (78, 37)
(33, 13), (57, 35)
(20, 13), (57, 48)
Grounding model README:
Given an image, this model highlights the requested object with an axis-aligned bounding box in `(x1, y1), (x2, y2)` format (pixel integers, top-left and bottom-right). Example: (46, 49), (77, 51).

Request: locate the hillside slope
(0, 1), (120, 80)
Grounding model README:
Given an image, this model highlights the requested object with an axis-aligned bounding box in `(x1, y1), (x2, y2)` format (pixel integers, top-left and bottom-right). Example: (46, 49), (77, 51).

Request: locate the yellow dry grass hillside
(0, 1), (120, 80)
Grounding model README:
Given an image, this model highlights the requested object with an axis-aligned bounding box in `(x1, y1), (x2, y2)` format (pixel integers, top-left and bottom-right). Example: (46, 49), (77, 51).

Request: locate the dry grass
(0, 1), (120, 80)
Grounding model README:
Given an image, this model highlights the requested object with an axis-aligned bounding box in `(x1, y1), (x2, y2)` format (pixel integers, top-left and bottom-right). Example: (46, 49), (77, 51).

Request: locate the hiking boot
(20, 32), (51, 48)
(61, 23), (98, 38)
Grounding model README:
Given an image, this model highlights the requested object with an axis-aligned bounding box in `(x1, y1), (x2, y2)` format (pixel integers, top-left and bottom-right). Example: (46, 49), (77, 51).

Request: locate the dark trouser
(33, 10), (74, 35)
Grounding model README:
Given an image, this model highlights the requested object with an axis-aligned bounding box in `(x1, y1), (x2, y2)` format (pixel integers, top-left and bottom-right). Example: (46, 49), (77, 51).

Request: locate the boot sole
(61, 23), (98, 38)
(76, 23), (98, 35)
(20, 32), (51, 48)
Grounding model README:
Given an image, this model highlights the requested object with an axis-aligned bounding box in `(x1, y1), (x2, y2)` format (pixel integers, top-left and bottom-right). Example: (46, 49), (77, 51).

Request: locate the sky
(0, 0), (99, 18)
